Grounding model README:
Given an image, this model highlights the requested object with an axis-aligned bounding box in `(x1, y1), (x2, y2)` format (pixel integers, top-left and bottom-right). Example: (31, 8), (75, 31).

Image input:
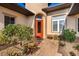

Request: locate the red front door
(35, 16), (43, 38)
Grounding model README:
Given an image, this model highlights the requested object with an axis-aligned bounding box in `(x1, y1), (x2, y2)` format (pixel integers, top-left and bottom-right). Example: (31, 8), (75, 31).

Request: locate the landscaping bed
(58, 39), (79, 56)
(0, 24), (41, 56)
(46, 29), (79, 56)
(0, 39), (40, 56)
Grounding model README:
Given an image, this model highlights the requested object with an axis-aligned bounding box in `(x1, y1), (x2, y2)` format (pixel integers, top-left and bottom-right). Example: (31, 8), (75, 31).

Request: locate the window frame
(52, 16), (65, 32)
(4, 15), (15, 27)
(78, 18), (79, 32)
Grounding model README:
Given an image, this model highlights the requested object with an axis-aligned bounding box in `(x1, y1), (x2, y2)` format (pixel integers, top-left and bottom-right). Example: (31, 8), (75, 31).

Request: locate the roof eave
(42, 3), (71, 13)
(0, 3), (35, 16)
(68, 3), (79, 16)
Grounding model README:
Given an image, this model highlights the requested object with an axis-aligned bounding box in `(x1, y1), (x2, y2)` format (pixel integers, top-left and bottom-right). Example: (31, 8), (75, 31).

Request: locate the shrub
(22, 43), (29, 55)
(62, 29), (76, 42)
(58, 35), (64, 40)
(47, 35), (53, 39)
(0, 31), (9, 45)
(47, 35), (59, 40)
(7, 48), (22, 56)
(74, 45), (79, 51)
(53, 35), (59, 40)
(69, 51), (76, 56)
(16, 24), (33, 40)
(0, 24), (33, 45)
(22, 41), (38, 55)
(2, 24), (33, 44)
(59, 41), (65, 47)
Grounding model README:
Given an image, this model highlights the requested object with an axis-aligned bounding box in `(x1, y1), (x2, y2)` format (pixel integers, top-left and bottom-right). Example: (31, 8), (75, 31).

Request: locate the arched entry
(35, 14), (43, 38)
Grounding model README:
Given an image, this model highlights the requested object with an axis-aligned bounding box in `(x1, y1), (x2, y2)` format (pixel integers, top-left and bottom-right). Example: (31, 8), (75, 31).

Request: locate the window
(53, 21), (58, 31)
(4, 16), (15, 27)
(59, 20), (65, 31)
(37, 16), (42, 20)
(52, 15), (65, 32)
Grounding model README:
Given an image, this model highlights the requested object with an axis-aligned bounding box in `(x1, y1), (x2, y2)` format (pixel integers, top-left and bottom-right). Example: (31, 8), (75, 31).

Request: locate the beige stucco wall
(67, 14), (79, 37)
(0, 12), (4, 30)
(66, 16), (76, 30)
(26, 3), (48, 15)
(46, 8), (70, 36)
(0, 6), (34, 30)
(26, 3), (48, 38)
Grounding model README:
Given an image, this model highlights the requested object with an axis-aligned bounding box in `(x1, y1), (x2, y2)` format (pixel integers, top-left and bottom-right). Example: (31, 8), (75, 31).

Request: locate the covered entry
(35, 14), (43, 38)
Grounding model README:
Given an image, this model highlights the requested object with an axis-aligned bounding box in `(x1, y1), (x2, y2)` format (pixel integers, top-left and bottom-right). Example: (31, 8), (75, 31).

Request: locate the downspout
(45, 15), (47, 39)
(64, 3), (75, 29)
(33, 15), (36, 38)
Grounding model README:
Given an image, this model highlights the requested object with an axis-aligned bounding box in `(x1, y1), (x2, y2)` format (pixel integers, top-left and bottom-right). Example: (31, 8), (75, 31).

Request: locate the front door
(35, 16), (43, 38)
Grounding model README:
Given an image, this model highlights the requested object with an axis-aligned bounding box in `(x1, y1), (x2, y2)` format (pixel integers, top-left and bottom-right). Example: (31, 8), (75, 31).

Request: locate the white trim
(52, 14), (66, 17)
(58, 20), (59, 32)
(52, 15), (65, 32)
(52, 20), (58, 32)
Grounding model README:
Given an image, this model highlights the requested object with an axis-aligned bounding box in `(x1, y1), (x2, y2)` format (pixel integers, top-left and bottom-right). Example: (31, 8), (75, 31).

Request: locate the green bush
(62, 29), (76, 42)
(0, 24), (33, 44)
(15, 24), (33, 40)
(0, 31), (9, 45)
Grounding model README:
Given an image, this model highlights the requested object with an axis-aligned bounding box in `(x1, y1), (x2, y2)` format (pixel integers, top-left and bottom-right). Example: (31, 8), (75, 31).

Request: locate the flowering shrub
(62, 29), (76, 42)
(0, 24), (33, 44)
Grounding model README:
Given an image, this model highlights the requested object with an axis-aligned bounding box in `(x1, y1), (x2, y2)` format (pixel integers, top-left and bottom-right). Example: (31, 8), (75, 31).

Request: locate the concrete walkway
(32, 39), (62, 56)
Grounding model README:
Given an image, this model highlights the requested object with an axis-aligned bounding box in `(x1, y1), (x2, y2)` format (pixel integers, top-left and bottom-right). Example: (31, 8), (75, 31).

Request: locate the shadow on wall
(26, 16), (35, 28)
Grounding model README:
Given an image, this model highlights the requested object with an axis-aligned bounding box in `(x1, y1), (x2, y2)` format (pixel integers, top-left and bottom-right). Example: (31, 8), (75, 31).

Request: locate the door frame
(35, 15), (43, 38)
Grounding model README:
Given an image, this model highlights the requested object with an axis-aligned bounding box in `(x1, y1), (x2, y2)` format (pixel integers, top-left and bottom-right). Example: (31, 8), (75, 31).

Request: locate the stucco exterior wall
(26, 3), (48, 15)
(46, 8), (70, 35)
(26, 3), (48, 38)
(67, 14), (79, 37)
(0, 12), (4, 30)
(66, 16), (76, 30)
(0, 6), (34, 30)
